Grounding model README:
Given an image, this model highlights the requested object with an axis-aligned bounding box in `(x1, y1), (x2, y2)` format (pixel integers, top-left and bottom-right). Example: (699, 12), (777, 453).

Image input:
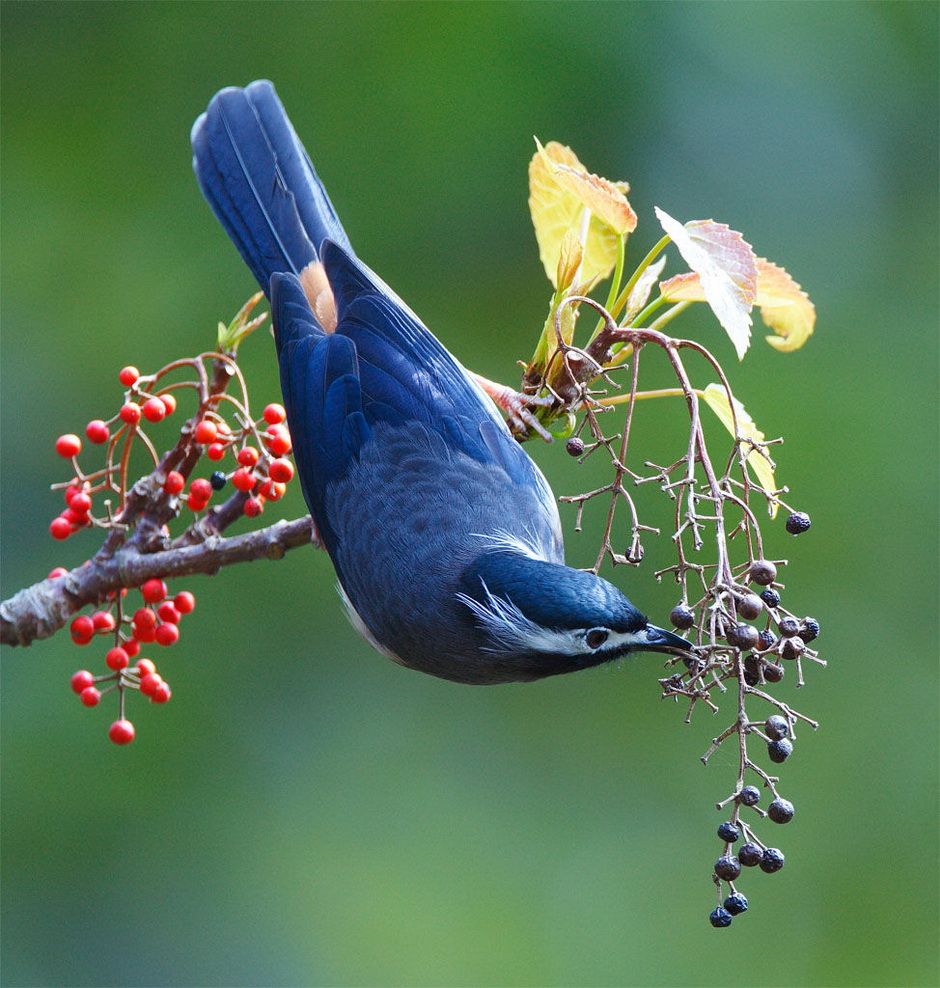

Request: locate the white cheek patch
(457, 583), (648, 657)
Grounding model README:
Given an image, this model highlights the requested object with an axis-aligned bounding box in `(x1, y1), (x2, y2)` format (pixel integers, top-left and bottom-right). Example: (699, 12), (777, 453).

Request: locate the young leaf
(753, 258), (815, 351)
(700, 383), (777, 508)
(623, 255), (667, 324)
(661, 258), (815, 352)
(654, 209), (757, 360)
(555, 230), (583, 293)
(529, 140), (636, 287)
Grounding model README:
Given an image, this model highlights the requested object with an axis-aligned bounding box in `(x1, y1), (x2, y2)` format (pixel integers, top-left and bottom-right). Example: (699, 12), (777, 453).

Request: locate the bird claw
(471, 375), (555, 441)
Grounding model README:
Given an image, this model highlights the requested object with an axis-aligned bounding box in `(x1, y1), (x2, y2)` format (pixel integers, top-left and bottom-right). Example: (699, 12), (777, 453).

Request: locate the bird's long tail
(191, 80), (352, 302)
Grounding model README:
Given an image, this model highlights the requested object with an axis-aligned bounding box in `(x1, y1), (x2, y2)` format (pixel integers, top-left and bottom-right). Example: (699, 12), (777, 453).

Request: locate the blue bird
(191, 81), (692, 684)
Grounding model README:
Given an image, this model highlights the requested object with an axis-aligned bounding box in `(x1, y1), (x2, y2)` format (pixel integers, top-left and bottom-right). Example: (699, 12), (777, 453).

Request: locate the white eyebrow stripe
(456, 582), (648, 655)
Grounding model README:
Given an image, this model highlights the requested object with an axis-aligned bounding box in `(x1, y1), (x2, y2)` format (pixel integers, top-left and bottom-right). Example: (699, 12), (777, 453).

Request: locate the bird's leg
(471, 373), (555, 441)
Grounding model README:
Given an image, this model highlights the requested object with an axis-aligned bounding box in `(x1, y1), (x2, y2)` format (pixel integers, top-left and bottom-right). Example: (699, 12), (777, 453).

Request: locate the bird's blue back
(192, 82), (564, 677)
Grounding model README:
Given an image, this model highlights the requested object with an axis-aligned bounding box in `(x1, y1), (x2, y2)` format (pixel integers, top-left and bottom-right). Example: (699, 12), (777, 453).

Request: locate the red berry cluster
(45, 303), (295, 745)
(49, 353), (295, 540)
(64, 574), (195, 744)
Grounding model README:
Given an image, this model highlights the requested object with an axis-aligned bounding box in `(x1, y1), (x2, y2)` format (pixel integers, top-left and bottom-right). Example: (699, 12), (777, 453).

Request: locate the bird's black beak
(642, 623), (695, 656)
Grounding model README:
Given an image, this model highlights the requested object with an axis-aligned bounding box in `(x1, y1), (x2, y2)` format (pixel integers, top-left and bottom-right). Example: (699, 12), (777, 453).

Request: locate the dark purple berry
(209, 470), (227, 491)
(723, 892), (748, 915)
(717, 821), (740, 843)
(743, 656), (761, 686)
(739, 785), (761, 806)
(760, 588), (781, 608)
(727, 624), (759, 649)
(763, 662), (785, 683)
(768, 798), (795, 824)
(785, 511), (811, 535)
(768, 738), (793, 763)
(738, 842), (763, 866)
(737, 593), (763, 620)
(781, 636), (805, 660)
(709, 906), (733, 928)
(714, 855), (741, 881)
(799, 617), (820, 643)
(757, 630), (776, 651)
(760, 847), (785, 873)
(749, 559), (777, 586)
(670, 604), (695, 631)
(565, 437), (585, 457)
(778, 616), (799, 637)
(765, 715), (790, 740)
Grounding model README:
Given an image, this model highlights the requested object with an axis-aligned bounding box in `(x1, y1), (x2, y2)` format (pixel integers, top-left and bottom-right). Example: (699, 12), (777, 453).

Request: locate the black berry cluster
(658, 517), (823, 929)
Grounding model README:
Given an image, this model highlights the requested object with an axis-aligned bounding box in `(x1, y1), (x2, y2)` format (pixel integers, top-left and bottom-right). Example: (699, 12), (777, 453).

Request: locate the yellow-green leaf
(655, 209), (757, 360)
(661, 258), (815, 352)
(754, 258), (815, 351)
(555, 230), (583, 293)
(624, 256), (667, 324)
(701, 383), (778, 512)
(529, 140), (635, 287)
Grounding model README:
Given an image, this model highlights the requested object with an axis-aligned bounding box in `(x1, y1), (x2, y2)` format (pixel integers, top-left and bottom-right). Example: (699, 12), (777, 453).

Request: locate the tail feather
(192, 81), (350, 295)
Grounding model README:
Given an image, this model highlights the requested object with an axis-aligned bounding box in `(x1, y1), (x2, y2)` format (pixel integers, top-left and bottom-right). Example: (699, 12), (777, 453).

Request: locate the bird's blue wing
(322, 240), (541, 483)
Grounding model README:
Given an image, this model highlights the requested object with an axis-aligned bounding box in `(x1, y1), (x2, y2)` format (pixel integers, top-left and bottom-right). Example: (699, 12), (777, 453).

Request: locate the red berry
(64, 482), (83, 505)
(207, 442), (226, 461)
(237, 446), (260, 467)
(187, 492), (208, 512)
(265, 425), (292, 456)
(160, 393), (177, 415)
(232, 468), (256, 492)
(155, 622), (179, 647)
(85, 419), (110, 444)
(80, 686), (101, 707)
(259, 479), (286, 502)
(164, 470), (185, 495)
(92, 611), (115, 633)
(123, 638), (141, 658)
(70, 615), (95, 643)
(174, 591), (195, 614)
(71, 669), (95, 694)
(263, 403), (287, 425)
(50, 517), (72, 540)
(268, 458), (294, 483)
(133, 624), (156, 643)
(139, 672), (162, 696)
(141, 578), (167, 604)
(118, 366), (140, 387)
(194, 419), (218, 444)
(106, 646), (130, 670)
(142, 397), (167, 422)
(133, 606), (157, 630)
(243, 496), (264, 518)
(151, 681), (172, 704)
(108, 719), (135, 745)
(48, 566), (68, 579)
(136, 658), (156, 676)
(70, 492), (93, 515)
(55, 434), (82, 458)
(120, 402), (142, 425)
(61, 507), (87, 527)
(190, 478), (212, 501)
(157, 601), (181, 624)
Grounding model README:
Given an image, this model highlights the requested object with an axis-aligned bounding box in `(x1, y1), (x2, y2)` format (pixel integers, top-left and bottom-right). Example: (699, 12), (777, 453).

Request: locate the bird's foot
(472, 374), (555, 441)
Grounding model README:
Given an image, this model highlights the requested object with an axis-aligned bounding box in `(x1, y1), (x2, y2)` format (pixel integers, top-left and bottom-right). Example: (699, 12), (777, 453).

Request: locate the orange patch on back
(300, 261), (337, 333)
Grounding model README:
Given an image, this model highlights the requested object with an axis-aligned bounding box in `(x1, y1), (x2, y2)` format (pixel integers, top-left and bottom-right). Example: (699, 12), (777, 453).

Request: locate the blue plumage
(192, 81), (691, 683)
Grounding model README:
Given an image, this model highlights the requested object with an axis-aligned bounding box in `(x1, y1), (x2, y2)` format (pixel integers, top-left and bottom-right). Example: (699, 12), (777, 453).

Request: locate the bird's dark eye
(585, 628), (609, 650)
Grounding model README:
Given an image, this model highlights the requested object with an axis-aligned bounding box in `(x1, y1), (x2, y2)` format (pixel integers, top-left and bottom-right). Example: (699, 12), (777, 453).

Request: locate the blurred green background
(2, 2), (937, 986)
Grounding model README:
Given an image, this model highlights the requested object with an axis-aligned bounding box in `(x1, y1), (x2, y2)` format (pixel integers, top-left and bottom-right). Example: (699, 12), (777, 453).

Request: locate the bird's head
(459, 551), (694, 681)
